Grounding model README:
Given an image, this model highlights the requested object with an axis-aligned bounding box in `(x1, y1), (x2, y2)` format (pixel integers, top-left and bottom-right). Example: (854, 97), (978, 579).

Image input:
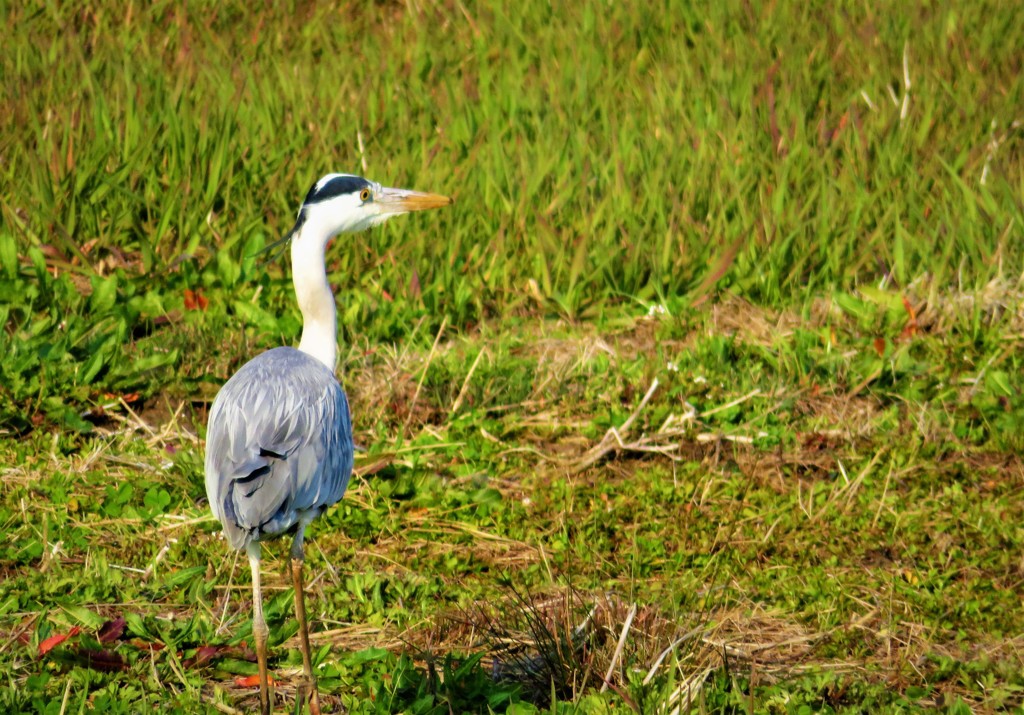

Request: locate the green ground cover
(1, 1), (1023, 712)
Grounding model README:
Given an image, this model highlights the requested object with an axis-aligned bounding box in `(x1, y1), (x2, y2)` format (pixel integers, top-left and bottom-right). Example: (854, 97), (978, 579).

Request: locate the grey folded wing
(204, 347), (354, 550)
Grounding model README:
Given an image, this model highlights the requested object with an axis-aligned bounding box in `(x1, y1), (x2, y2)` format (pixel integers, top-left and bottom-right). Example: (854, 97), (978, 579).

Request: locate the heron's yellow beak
(375, 187), (454, 215)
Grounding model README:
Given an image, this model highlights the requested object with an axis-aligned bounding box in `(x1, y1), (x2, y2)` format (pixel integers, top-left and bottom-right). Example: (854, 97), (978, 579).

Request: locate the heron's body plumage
(202, 173), (451, 715)
(205, 346), (353, 551)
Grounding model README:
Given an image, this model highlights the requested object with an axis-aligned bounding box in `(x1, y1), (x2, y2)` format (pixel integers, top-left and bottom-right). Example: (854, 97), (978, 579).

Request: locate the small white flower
(693, 375), (707, 384)
(666, 362), (679, 372)
(646, 303), (669, 317)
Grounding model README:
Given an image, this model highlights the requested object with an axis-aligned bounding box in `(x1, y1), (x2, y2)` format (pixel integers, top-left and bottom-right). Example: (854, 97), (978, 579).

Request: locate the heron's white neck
(291, 228), (337, 371)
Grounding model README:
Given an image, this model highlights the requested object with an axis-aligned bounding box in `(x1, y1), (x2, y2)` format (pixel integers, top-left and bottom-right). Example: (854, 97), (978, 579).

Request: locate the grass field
(2, 1), (1024, 712)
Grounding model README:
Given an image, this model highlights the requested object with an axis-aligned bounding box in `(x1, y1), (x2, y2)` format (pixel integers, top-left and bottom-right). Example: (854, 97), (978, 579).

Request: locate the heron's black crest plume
(252, 209), (306, 266)
(304, 175), (371, 205)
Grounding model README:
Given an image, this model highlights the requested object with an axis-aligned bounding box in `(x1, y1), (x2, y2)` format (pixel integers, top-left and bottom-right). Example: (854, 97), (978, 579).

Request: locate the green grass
(2, 1), (1024, 712)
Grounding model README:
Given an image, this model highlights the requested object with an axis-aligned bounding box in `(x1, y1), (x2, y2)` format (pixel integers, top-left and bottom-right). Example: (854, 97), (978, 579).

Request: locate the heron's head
(293, 173), (453, 241)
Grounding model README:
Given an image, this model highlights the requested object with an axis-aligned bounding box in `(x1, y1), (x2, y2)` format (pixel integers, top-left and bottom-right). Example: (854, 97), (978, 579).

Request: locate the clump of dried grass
(428, 584), (831, 711)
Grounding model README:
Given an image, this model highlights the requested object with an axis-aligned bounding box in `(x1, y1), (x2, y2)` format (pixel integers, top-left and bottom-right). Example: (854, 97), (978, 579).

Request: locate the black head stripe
(303, 175), (371, 205)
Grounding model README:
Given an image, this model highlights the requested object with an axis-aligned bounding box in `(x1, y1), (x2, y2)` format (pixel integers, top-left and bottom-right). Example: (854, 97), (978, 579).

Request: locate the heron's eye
(359, 188), (371, 202)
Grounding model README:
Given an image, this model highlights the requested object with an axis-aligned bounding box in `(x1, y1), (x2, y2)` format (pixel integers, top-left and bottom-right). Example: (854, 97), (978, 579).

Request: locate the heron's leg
(247, 542), (272, 715)
(290, 525), (320, 715)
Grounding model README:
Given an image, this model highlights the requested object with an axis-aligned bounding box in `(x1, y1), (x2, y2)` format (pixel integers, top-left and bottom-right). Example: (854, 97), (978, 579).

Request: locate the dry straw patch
(413, 588), (834, 711)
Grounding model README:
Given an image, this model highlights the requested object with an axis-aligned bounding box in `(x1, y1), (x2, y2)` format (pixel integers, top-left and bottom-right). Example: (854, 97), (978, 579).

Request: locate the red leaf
(196, 644), (220, 658)
(101, 392), (140, 403)
(409, 269), (421, 299)
(81, 649), (128, 672)
(193, 645), (222, 666)
(184, 288), (209, 311)
(235, 674), (274, 688)
(873, 337), (886, 357)
(899, 295), (919, 340)
(38, 626), (81, 656)
(97, 617), (126, 644)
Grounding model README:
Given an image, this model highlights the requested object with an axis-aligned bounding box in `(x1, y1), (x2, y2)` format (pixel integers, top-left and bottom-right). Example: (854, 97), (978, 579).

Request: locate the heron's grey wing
(205, 347), (354, 550)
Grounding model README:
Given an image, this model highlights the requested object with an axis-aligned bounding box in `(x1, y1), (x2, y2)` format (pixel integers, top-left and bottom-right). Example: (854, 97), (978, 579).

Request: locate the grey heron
(204, 173), (452, 714)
